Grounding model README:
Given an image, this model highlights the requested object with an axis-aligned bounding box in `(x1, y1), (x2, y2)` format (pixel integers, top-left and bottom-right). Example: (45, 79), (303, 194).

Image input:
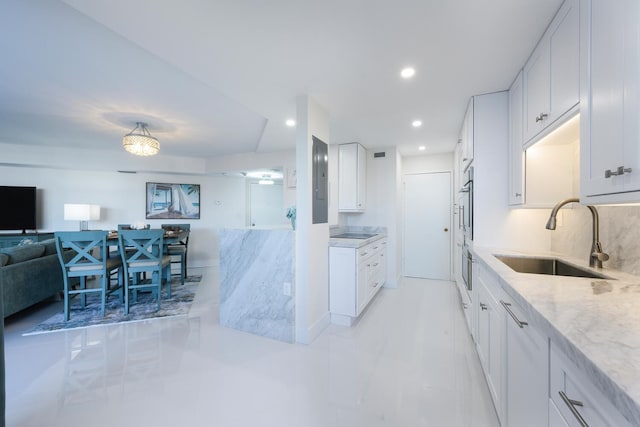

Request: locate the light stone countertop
(472, 246), (640, 426)
(328, 233), (386, 249)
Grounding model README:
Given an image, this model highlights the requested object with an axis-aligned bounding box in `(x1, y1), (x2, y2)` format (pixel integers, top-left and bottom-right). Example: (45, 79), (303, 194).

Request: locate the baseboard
(296, 311), (330, 345)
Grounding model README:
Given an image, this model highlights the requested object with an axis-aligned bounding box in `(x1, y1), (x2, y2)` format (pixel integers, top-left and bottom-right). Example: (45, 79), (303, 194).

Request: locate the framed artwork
(146, 182), (200, 219)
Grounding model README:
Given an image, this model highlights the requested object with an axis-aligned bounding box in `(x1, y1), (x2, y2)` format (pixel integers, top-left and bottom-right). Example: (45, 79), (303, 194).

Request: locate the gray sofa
(0, 239), (68, 318)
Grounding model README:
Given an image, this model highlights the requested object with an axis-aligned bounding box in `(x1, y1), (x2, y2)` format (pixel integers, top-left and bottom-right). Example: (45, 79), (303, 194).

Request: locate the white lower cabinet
(475, 264), (505, 420)
(472, 258), (635, 427)
(549, 343), (633, 427)
(329, 238), (386, 325)
(503, 295), (549, 427)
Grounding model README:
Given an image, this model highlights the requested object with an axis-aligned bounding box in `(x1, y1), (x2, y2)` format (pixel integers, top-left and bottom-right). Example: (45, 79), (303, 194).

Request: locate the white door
(250, 183), (284, 227)
(403, 172), (451, 279)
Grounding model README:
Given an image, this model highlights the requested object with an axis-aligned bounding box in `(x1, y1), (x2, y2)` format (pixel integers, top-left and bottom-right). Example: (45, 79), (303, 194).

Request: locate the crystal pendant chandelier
(122, 122), (160, 156)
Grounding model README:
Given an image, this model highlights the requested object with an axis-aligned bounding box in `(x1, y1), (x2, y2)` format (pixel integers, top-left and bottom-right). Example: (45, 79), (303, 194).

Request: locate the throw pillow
(39, 238), (58, 256)
(0, 244), (45, 265)
(0, 253), (8, 267)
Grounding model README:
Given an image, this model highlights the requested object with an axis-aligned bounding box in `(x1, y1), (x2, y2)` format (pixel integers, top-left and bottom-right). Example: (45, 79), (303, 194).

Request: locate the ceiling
(0, 0), (563, 159)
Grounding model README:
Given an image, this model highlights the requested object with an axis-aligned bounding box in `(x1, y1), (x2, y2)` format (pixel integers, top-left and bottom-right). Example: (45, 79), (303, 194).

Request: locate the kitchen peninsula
(219, 228), (295, 342)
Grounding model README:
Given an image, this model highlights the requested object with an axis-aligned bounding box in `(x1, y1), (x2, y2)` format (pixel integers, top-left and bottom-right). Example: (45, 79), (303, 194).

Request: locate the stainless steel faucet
(545, 197), (610, 268)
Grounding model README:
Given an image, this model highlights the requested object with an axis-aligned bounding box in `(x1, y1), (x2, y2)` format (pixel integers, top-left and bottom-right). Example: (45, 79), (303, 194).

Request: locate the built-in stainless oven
(460, 166), (473, 242)
(462, 245), (472, 293)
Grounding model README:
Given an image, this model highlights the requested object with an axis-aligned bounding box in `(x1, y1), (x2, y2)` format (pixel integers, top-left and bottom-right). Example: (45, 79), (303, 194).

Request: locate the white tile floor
(5, 269), (499, 427)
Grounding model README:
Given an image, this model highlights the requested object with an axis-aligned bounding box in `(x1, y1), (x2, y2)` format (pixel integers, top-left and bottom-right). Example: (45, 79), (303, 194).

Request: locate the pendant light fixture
(122, 122), (160, 156)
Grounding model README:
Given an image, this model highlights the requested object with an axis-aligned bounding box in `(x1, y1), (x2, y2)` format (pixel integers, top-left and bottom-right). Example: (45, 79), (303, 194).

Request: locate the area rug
(23, 275), (202, 335)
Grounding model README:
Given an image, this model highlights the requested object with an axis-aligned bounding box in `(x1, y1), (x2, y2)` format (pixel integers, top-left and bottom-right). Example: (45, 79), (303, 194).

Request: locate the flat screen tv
(0, 186), (37, 232)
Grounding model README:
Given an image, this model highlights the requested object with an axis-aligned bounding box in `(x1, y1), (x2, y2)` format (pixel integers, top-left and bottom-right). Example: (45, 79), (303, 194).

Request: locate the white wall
(0, 141), (299, 268)
(0, 164), (247, 268)
(402, 152), (454, 175)
(295, 95), (331, 344)
(345, 147), (401, 287)
(206, 150), (297, 220)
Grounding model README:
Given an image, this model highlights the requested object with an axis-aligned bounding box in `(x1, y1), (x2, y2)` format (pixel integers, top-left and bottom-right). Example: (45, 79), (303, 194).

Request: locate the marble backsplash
(549, 205), (640, 276)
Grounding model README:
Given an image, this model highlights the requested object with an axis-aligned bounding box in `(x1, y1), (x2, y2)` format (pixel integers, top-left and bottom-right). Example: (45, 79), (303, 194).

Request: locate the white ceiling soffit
(2, 0), (563, 158)
(0, 0), (266, 157)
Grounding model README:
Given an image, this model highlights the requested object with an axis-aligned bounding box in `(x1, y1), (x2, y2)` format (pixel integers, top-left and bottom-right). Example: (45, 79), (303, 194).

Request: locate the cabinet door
(509, 71), (525, 205)
(356, 261), (368, 315)
(357, 143), (367, 210)
(476, 284), (490, 372)
(338, 144), (358, 210)
(548, 0), (580, 123)
(524, 0), (579, 143)
(338, 143), (366, 211)
(523, 40), (550, 141)
(461, 98), (474, 169)
(476, 266), (505, 421)
(504, 298), (549, 427)
(581, 0), (640, 199)
(549, 400), (571, 427)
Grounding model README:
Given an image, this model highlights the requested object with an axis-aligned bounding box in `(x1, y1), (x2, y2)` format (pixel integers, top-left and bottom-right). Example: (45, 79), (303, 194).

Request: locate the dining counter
(472, 246), (640, 426)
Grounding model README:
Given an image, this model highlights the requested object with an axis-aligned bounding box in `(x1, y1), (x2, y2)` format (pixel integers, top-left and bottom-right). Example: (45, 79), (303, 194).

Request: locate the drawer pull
(500, 301), (528, 328)
(360, 252), (368, 256)
(559, 391), (588, 427)
(480, 303), (488, 311)
(535, 112), (548, 122)
(373, 246), (379, 250)
(604, 166), (632, 178)
(372, 262), (379, 267)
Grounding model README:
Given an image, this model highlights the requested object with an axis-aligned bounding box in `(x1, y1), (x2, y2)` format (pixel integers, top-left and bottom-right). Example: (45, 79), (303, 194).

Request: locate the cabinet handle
(372, 262), (379, 267)
(559, 391), (589, 427)
(535, 112), (548, 122)
(373, 246), (379, 249)
(515, 192), (522, 197)
(372, 281), (379, 288)
(500, 300), (528, 328)
(461, 302), (468, 310)
(480, 303), (488, 311)
(604, 166), (633, 178)
(361, 252), (368, 256)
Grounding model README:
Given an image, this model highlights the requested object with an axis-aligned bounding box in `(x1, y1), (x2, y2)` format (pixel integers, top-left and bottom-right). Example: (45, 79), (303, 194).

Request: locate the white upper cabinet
(580, 0), (640, 202)
(460, 98), (474, 171)
(509, 71), (525, 205)
(338, 143), (367, 212)
(523, 0), (579, 143)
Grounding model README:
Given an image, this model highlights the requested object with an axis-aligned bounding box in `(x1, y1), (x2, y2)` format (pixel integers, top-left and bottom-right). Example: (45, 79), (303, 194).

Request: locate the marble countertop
(472, 246), (640, 425)
(328, 233), (386, 248)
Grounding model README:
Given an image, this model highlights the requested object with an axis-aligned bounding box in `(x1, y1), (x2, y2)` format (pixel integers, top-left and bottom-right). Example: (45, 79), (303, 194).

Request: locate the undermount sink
(332, 233), (377, 239)
(495, 255), (611, 279)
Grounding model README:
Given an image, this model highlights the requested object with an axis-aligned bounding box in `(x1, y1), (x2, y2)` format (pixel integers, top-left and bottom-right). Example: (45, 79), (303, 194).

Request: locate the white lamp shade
(64, 204), (101, 221)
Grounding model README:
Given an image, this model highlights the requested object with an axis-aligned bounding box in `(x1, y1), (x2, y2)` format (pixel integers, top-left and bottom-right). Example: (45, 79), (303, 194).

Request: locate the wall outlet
(283, 282), (292, 296)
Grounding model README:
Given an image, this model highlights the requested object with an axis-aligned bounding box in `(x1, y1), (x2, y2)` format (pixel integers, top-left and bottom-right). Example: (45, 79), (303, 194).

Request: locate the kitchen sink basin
(332, 233), (377, 239)
(494, 255), (611, 279)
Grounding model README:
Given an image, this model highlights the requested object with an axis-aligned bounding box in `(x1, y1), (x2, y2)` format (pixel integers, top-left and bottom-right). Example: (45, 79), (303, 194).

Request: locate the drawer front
(550, 344), (632, 427)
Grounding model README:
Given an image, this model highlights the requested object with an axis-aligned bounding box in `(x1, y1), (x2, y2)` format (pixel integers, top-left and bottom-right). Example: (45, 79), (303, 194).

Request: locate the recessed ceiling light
(412, 120), (422, 128)
(418, 146), (426, 151)
(401, 67), (416, 79)
(286, 119), (296, 127)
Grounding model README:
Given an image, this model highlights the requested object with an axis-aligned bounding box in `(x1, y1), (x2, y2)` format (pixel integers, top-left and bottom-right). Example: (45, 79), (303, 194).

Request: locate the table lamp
(64, 204), (100, 231)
